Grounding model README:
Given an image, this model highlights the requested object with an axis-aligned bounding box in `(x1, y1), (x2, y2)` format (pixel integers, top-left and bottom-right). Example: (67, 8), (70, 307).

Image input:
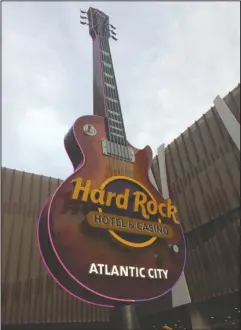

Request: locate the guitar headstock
(80, 7), (117, 41)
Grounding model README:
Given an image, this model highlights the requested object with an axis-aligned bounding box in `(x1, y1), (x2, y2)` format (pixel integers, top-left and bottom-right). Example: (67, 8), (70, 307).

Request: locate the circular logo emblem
(83, 124), (97, 136)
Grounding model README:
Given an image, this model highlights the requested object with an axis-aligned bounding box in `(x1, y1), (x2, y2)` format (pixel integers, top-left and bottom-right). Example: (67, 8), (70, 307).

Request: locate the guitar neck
(92, 30), (127, 146)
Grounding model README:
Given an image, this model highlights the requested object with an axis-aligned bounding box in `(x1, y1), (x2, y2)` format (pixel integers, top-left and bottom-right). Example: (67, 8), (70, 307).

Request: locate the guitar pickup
(102, 140), (135, 163)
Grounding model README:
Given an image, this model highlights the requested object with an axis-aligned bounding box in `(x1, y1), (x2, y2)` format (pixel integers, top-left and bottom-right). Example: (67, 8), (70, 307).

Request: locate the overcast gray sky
(2, 2), (240, 179)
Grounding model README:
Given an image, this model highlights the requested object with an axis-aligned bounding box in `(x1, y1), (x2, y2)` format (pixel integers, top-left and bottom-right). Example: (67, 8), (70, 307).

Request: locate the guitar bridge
(102, 140), (135, 163)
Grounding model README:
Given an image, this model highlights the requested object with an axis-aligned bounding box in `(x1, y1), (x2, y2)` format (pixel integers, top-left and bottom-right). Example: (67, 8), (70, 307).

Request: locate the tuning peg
(80, 10), (87, 14)
(109, 24), (116, 30)
(80, 21), (89, 26)
(110, 30), (117, 36)
(80, 15), (88, 20)
(111, 35), (118, 41)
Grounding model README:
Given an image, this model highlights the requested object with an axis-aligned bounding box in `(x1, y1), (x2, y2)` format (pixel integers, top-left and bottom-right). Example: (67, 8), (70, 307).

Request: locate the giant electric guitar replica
(38, 7), (186, 308)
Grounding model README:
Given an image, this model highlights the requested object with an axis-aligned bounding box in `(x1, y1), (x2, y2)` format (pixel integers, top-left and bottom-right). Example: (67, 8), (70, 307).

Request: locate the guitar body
(38, 115), (186, 306)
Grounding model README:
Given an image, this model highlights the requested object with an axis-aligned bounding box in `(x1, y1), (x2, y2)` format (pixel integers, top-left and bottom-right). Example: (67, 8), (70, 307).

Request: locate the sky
(2, 2), (240, 179)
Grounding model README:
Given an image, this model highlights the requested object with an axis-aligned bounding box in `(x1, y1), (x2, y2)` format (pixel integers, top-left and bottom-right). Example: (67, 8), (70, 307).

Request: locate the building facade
(150, 83), (240, 329)
(1, 84), (240, 329)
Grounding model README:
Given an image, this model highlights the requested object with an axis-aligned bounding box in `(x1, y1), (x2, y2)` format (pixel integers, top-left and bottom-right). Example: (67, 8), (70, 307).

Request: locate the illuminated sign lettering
(87, 211), (174, 238)
(72, 177), (179, 224)
(71, 175), (180, 248)
(88, 263), (169, 279)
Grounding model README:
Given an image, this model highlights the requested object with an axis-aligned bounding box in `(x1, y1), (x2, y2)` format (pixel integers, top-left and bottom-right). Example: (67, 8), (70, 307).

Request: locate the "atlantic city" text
(88, 263), (168, 279)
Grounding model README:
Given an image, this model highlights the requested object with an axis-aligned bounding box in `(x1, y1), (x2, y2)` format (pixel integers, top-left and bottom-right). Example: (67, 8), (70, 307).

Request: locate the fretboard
(98, 36), (127, 146)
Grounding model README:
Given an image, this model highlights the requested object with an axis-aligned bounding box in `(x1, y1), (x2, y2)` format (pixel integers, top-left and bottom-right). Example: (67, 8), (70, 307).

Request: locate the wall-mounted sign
(37, 7), (186, 308)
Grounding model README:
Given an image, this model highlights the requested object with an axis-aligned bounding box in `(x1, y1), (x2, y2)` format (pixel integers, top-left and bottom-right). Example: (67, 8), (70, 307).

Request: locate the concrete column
(187, 304), (212, 330)
(157, 144), (191, 308)
(149, 144), (191, 308)
(148, 166), (159, 191)
(213, 95), (240, 151)
(157, 144), (169, 199)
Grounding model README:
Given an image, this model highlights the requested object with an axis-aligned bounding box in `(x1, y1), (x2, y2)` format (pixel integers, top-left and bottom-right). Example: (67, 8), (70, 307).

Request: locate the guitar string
(100, 31), (121, 175)
(102, 18), (128, 167)
(104, 35), (123, 176)
(103, 29), (130, 176)
(99, 34), (117, 174)
(98, 15), (133, 177)
(97, 14), (116, 175)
